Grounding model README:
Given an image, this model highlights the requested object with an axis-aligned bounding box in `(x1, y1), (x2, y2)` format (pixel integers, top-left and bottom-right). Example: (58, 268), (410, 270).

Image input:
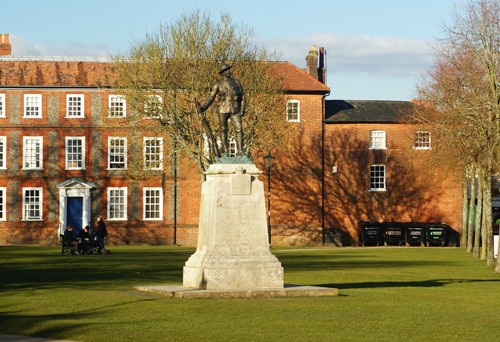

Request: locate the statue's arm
(240, 92), (246, 116)
(200, 84), (218, 112)
(240, 82), (246, 116)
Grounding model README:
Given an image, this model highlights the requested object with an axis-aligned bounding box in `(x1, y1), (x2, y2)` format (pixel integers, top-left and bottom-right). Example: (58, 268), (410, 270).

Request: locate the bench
(60, 234), (76, 255)
(60, 234), (100, 255)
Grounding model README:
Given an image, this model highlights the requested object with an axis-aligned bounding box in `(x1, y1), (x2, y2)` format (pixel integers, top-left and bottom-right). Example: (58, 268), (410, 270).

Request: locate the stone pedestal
(183, 160), (284, 290)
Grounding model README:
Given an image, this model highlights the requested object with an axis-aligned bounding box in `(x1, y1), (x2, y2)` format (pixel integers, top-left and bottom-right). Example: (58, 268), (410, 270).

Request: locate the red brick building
(322, 100), (462, 244)
(0, 37), (462, 246)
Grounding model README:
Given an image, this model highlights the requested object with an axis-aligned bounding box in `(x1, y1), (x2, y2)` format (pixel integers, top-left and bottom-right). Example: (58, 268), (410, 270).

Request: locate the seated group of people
(63, 217), (107, 255)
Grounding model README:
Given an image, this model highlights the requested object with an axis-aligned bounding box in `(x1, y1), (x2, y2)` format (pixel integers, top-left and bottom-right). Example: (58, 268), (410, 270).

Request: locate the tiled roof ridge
(337, 99), (411, 104)
(0, 56), (112, 62)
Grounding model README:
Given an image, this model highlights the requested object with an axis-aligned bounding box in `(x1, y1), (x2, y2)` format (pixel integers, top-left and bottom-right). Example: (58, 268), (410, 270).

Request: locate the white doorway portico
(57, 179), (96, 234)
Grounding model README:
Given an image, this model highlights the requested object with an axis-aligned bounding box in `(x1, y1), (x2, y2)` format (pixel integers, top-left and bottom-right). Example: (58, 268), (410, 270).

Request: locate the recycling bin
(383, 222), (405, 246)
(360, 222), (383, 246)
(425, 223), (448, 246)
(404, 223), (426, 246)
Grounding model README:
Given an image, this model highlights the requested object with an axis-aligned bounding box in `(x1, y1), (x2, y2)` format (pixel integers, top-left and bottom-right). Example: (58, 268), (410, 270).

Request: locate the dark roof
(325, 100), (416, 123)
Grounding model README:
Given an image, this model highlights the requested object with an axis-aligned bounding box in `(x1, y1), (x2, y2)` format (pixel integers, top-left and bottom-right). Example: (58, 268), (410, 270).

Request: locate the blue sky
(2, 0), (464, 100)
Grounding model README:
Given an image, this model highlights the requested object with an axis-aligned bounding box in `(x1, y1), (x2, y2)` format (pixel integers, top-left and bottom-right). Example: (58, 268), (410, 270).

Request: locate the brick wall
(323, 123), (462, 243)
(0, 88), (205, 245)
(260, 93), (326, 245)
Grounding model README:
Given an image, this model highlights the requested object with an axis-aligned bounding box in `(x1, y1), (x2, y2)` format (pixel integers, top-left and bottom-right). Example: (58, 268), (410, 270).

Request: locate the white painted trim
(57, 180), (93, 231)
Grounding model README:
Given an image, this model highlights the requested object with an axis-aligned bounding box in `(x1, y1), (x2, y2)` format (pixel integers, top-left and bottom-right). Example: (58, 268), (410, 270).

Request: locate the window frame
(108, 137), (127, 170)
(0, 136), (6, 169)
(286, 100), (300, 122)
(144, 94), (163, 119)
(227, 140), (237, 157)
(23, 94), (43, 118)
(107, 187), (128, 220)
(370, 164), (387, 192)
(202, 135), (238, 158)
(23, 136), (43, 170)
(414, 130), (432, 150)
(108, 95), (127, 118)
(143, 187), (163, 220)
(143, 137), (163, 170)
(0, 94), (5, 118)
(65, 136), (86, 170)
(66, 94), (85, 118)
(0, 187), (6, 221)
(22, 187), (43, 221)
(370, 130), (387, 150)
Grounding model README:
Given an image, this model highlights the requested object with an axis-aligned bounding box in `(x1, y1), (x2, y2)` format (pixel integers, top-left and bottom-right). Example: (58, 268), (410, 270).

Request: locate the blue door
(67, 197), (83, 233)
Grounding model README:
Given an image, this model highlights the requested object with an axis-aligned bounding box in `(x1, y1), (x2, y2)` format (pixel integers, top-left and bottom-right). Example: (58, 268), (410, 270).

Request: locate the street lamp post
(264, 152), (275, 244)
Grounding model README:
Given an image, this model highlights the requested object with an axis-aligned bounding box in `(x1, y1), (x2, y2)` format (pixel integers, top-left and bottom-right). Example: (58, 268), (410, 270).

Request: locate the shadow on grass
(319, 278), (500, 290)
(0, 297), (160, 339)
(0, 246), (194, 291)
(278, 253), (460, 272)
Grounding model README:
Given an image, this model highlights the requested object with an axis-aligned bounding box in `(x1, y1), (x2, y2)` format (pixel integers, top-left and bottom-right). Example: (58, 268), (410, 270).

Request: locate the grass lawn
(0, 246), (498, 341)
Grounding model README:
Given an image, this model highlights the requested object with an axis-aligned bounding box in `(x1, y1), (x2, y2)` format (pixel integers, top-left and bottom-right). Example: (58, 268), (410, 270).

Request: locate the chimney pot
(318, 47), (326, 84)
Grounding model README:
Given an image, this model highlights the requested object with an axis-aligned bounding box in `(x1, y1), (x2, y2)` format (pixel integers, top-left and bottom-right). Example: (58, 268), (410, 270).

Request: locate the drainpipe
(321, 92), (329, 245)
(319, 47), (329, 246)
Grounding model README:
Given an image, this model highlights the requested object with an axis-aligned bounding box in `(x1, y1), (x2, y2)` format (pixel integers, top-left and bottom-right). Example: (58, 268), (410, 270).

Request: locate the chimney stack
(318, 47), (326, 84)
(0, 34), (12, 56)
(305, 45), (318, 80)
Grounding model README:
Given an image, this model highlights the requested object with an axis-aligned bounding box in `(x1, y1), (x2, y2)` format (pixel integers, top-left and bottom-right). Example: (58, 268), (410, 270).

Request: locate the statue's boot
(222, 133), (230, 157)
(236, 135), (245, 156)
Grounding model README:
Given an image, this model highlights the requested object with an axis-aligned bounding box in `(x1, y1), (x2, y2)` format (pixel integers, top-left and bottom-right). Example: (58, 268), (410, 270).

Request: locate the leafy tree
(416, 0), (500, 270)
(111, 10), (290, 175)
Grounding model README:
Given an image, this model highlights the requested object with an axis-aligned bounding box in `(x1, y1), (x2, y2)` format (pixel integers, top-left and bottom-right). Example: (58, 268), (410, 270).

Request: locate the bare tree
(111, 10), (290, 175)
(416, 0), (500, 270)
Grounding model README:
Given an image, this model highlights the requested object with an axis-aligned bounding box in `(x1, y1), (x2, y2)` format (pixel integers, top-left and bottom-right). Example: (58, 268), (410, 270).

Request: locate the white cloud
(260, 33), (434, 77)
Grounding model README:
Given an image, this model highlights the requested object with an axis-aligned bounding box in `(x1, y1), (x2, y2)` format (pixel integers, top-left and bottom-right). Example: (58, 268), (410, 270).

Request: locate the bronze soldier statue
(199, 64), (246, 157)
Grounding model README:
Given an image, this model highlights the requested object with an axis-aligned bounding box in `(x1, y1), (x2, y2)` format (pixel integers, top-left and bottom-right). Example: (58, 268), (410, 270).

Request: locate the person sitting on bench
(79, 225), (91, 254)
(63, 225), (80, 255)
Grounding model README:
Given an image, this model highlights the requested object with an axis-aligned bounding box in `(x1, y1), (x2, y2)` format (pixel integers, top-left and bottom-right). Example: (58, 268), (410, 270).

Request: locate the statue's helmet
(218, 63), (232, 74)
